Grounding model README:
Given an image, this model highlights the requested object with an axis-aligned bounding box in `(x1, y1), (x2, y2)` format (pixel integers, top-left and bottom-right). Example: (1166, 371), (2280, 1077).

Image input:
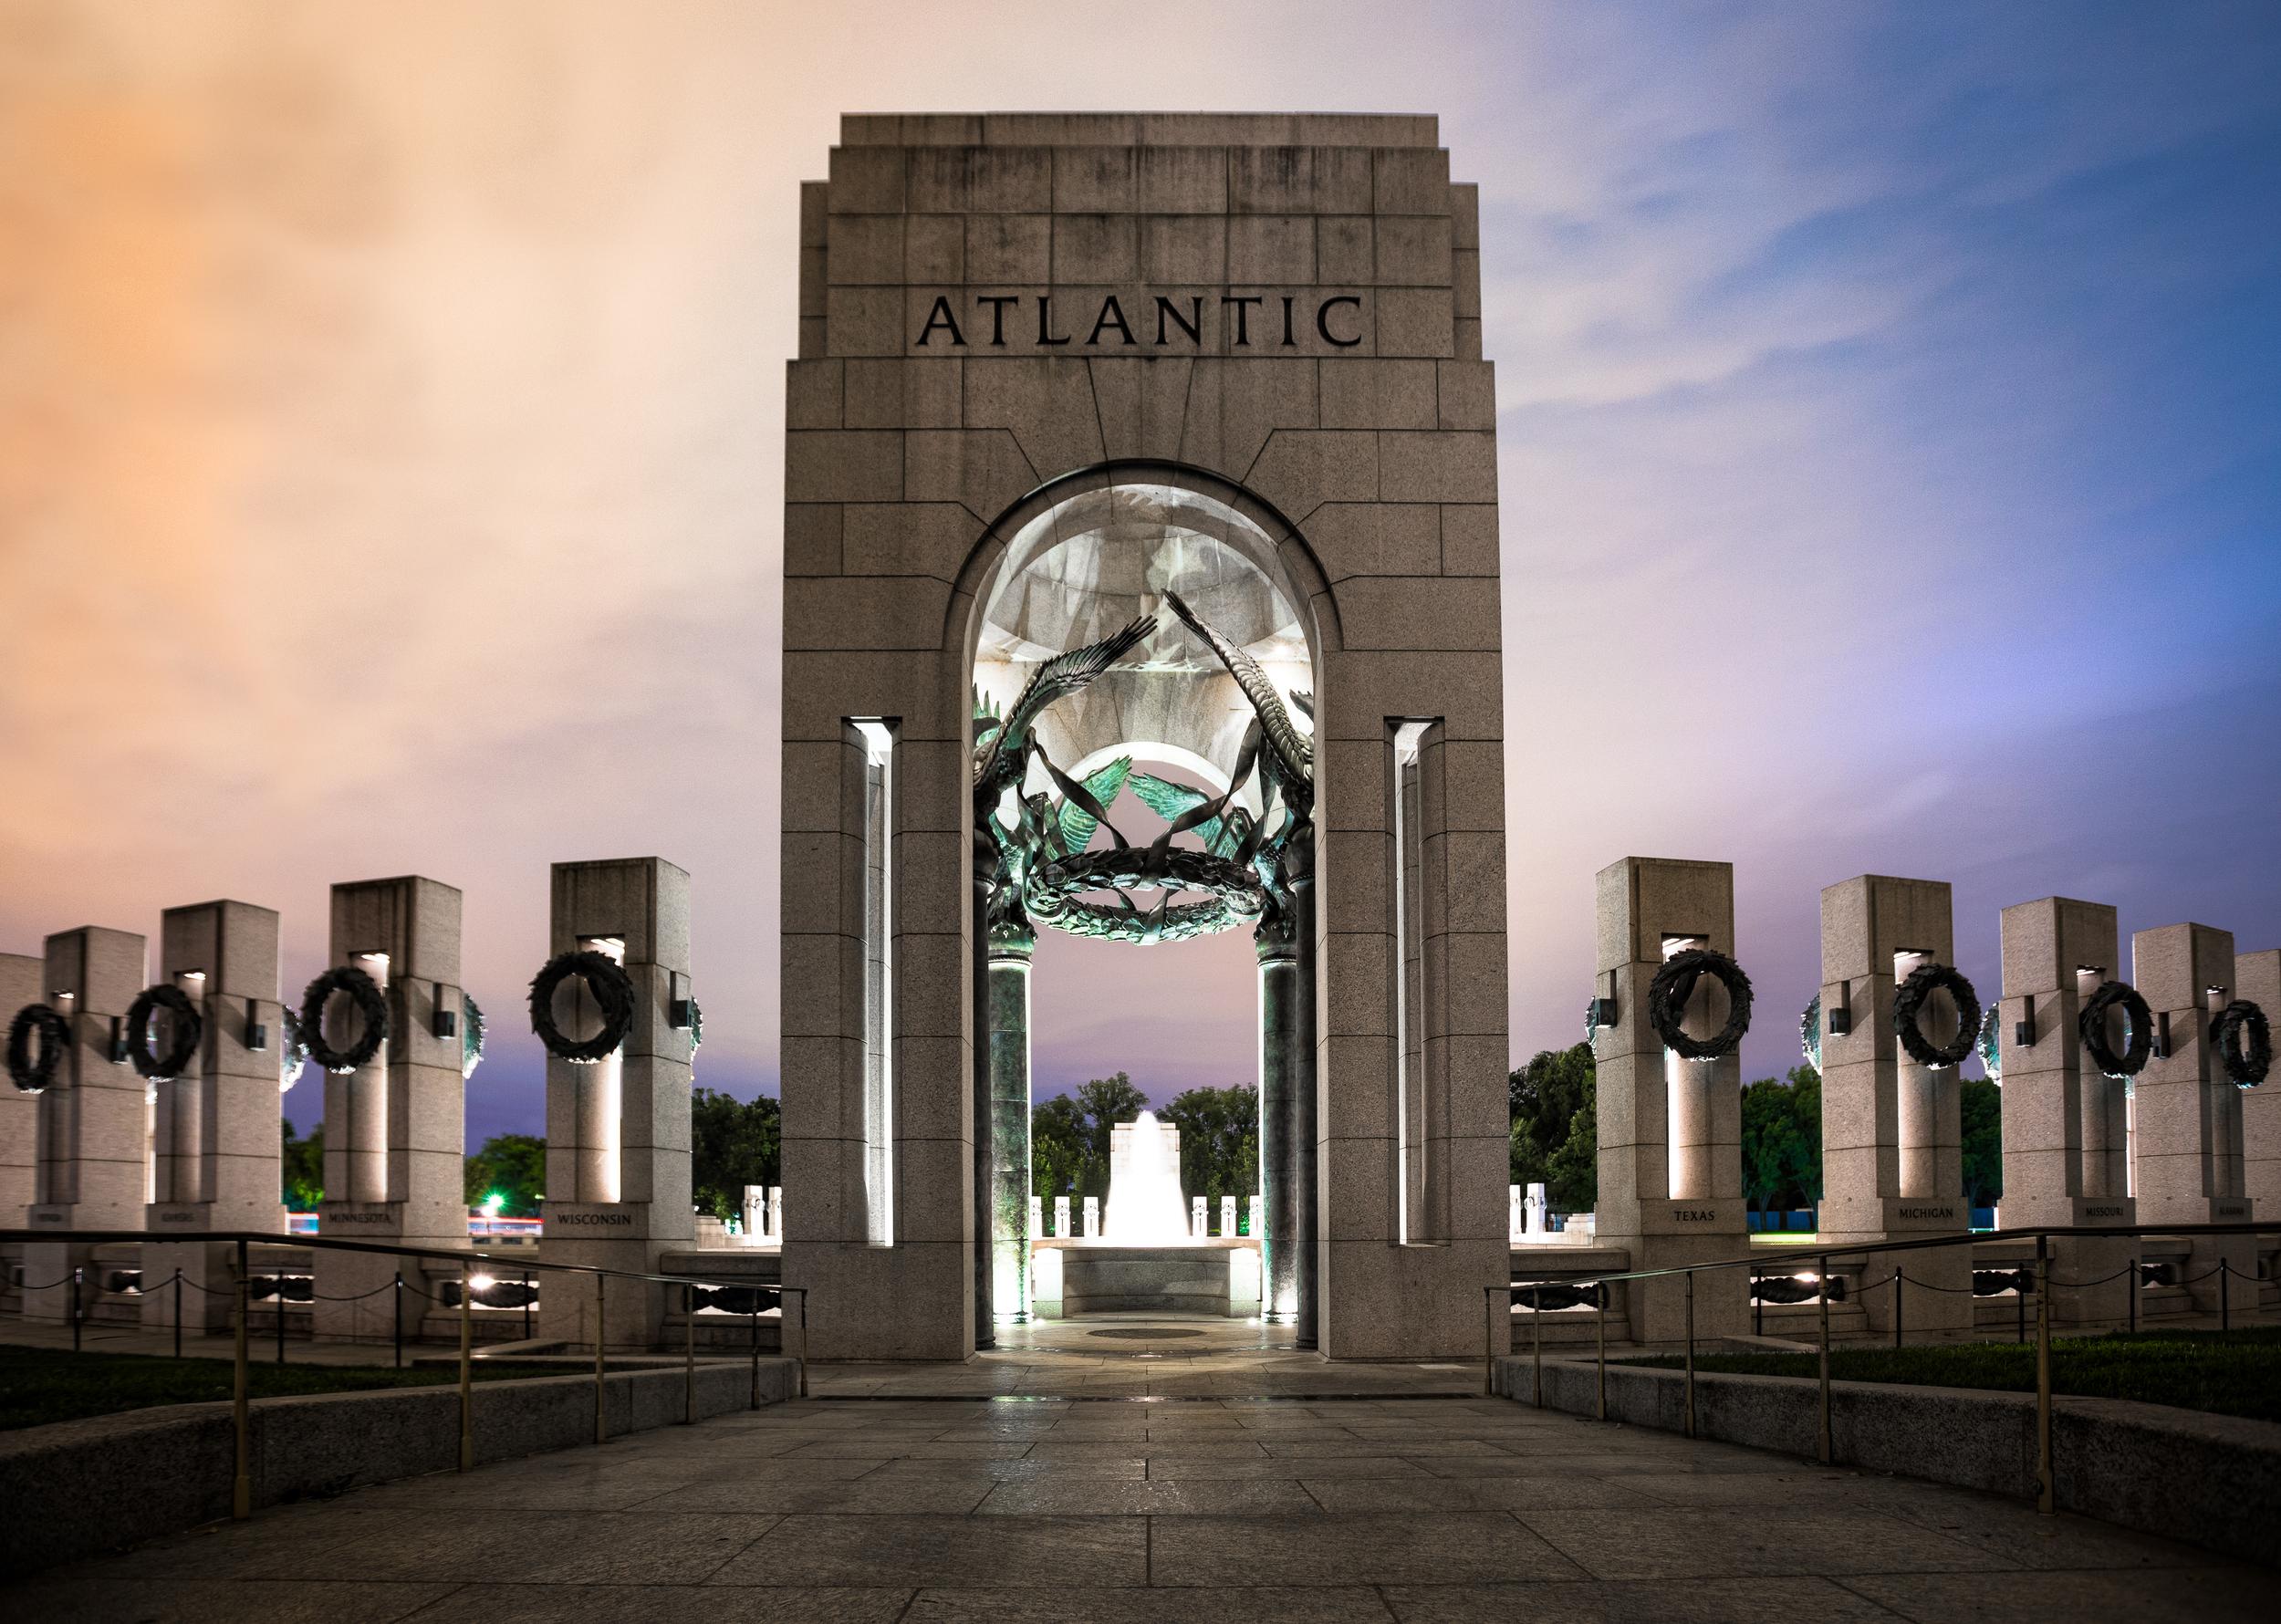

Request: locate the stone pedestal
(1589, 859), (1751, 1344)
(539, 859), (697, 1351)
(984, 935), (1032, 1325)
(2133, 923), (2255, 1311)
(23, 927), (149, 1325)
(1998, 898), (2136, 1324)
(0, 953), (38, 1226)
(142, 901), (289, 1334)
(2240, 951), (2280, 1214)
(1817, 877), (1974, 1333)
(311, 878), (468, 1342)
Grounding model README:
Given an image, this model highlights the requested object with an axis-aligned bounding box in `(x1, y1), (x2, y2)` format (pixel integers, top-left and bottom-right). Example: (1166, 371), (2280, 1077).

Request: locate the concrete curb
(1494, 1355), (2281, 1567)
(0, 1358), (799, 1578)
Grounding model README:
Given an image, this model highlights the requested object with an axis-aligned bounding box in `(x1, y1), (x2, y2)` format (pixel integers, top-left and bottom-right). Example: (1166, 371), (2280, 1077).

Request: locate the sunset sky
(3, 2), (2276, 1146)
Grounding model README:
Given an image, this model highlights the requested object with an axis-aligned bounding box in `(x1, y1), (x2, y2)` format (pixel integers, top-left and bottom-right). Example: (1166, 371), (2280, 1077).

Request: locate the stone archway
(963, 469), (1328, 1347)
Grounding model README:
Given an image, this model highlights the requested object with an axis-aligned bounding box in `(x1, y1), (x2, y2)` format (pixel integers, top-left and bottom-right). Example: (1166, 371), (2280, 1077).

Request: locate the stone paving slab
(6, 1388), (2270, 1621)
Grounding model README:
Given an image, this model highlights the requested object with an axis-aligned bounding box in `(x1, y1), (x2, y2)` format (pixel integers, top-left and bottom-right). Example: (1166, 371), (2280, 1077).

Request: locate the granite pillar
(0, 953), (38, 1226)
(23, 927), (148, 1325)
(2240, 950), (2280, 1214)
(1998, 898), (2136, 1323)
(1589, 859), (1750, 1344)
(538, 859), (697, 1348)
(2132, 922), (2254, 1311)
(142, 901), (289, 1334)
(1816, 877), (1974, 1333)
(310, 878), (468, 1342)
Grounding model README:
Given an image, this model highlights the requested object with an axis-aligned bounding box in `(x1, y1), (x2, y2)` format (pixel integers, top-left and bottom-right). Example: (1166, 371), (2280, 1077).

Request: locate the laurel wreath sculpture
(974, 599), (1312, 953)
(124, 984), (203, 1081)
(278, 1005), (310, 1095)
(1647, 948), (1754, 1059)
(462, 994), (487, 1081)
(2078, 980), (2153, 1081)
(298, 965), (391, 1074)
(1892, 963), (1982, 1070)
(2211, 999), (2271, 1088)
(5, 1003), (70, 1093)
(529, 950), (637, 1064)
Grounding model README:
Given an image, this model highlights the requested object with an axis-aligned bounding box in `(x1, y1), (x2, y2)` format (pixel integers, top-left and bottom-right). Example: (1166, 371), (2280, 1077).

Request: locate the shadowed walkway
(8, 1371), (2268, 1622)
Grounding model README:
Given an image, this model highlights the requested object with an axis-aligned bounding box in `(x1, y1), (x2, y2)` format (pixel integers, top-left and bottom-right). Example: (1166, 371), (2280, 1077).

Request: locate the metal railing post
(683, 1284), (697, 1424)
(172, 1267), (183, 1359)
(2016, 1275), (2026, 1345)
(523, 1272), (533, 1342)
(1816, 1253), (1832, 1465)
(593, 1274), (608, 1444)
(1483, 1288), (1495, 1397)
(233, 1238), (251, 1520)
(2129, 1257), (2139, 1335)
(1533, 1283), (1545, 1410)
(749, 1286), (761, 1411)
(1753, 1266), (1763, 1338)
(1683, 1269), (1696, 1440)
(457, 1261), (474, 1472)
(393, 1271), (404, 1369)
(70, 1266), (82, 1353)
(2034, 1233), (2055, 1514)
(797, 1290), (808, 1399)
(2219, 1258), (2230, 1332)
(1893, 1265), (1904, 1349)
(276, 1269), (286, 1366)
(1595, 1282), (1608, 1421)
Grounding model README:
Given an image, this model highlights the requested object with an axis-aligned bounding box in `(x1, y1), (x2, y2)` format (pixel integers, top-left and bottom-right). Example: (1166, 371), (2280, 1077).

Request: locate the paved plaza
(8, 1336), (2269, 1624)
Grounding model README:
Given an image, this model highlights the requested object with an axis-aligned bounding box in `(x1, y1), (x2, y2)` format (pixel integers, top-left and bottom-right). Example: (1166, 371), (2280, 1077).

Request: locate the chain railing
(1488, 1219), (2274, 1515)
(3, 1226), (808, 1520)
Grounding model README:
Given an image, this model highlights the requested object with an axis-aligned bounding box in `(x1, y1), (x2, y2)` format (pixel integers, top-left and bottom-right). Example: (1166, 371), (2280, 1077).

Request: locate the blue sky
(1, 1), (2275, 1140)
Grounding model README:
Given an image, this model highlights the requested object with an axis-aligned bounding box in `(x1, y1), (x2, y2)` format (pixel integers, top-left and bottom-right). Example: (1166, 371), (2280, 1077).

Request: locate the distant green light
(482, 1192), (505, 1216)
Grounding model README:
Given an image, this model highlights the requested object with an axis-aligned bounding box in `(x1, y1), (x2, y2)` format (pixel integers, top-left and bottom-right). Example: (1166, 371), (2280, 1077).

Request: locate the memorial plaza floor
(7, 1317), (2274, 1622)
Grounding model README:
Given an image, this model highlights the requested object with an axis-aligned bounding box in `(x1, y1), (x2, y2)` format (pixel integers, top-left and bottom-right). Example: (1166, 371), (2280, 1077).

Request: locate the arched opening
(965, 472), (1324, 1344)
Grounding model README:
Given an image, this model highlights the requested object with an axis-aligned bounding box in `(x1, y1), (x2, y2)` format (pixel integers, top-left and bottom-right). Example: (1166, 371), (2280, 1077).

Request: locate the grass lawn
(1, 1342), (592, 1431)
(1620, 1326), (2281, 1425)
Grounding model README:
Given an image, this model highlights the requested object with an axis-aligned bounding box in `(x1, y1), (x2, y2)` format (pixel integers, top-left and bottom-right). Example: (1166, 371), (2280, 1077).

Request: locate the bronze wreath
(1024, 847), (1265, 944)
(461, 994), (486, 1080)
(1648, 948), (1754, 1059)
(6, 1004), (70, 1093)
(1892, 963), (1981, 1070)
(2210, 1000), (2271, 1088)
(298, 965), (390, 1074)
(2078, 980), (2152, 1080)
(529, 950), (636, 1063)
(125, 984), (203, 1080)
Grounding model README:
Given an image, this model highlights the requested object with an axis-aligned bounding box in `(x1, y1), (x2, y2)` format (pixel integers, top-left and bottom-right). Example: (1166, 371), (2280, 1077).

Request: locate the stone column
(539, 859), (697, 1350)
(1817, 877), (1974, 1334)
(0, 953), (38, 1225)
(1256, 922), (1302, 1326)
(23, 927), (148, 1325)
(2133, 922), (2254, 1310)
(1288, 862), (1319, 1348)
(143, 902), (288, 1333)
(1589, 859), (1750, 1344)
(1998, 898), (2135, 1323)
(311, 878), (467, 1342)
(2240, 950), (2280, 1213)
(985, 928), (1033, 1325)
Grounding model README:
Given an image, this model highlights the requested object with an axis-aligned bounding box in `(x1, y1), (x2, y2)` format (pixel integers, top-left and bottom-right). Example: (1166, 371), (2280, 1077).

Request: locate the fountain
(1028, 1109), (1264, 1319)
(1103, 1111), (1193, 1244)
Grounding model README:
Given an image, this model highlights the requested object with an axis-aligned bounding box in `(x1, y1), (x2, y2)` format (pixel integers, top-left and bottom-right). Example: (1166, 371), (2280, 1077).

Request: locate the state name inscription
(913, 290), (1366, 351)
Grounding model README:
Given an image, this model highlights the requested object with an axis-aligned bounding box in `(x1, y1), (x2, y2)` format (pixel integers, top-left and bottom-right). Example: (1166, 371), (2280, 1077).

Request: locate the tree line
(1509, 1042), (2005, 1213)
